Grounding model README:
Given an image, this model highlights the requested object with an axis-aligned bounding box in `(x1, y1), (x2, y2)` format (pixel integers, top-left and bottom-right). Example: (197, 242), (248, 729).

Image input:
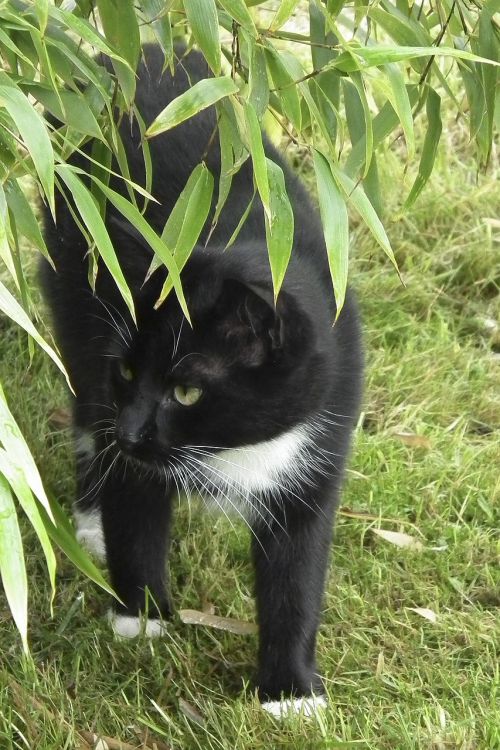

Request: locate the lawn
(0, 121), (498, 749)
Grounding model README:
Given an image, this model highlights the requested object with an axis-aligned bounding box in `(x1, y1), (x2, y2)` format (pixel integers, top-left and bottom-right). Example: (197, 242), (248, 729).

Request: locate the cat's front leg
(99, 464), (174, 638)
(251, 487), (336, 713)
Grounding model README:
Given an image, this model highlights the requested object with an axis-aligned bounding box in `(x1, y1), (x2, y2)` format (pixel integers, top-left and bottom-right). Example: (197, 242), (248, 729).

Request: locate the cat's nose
(116, 427), (146, 454)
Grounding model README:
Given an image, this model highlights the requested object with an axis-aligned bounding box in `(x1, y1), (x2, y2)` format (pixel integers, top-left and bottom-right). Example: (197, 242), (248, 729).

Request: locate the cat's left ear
(215, 279), (305, 364)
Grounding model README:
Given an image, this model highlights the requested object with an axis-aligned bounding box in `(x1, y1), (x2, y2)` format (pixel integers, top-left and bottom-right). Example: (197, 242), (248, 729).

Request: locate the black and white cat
(41, 46), (363, 715)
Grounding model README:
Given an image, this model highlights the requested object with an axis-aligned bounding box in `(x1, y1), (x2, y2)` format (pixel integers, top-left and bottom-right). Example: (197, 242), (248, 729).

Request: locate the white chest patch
(181, 424), (317, 522)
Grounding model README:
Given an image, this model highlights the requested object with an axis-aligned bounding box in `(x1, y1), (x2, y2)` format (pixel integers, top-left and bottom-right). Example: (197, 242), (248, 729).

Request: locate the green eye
(173, 385), (202, 406)
(119, 362), (134, 381)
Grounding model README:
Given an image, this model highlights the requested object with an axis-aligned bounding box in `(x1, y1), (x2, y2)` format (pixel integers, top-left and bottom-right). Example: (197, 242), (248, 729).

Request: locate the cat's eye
(119, 362), (134, 382)
(173, 385), (202, 406)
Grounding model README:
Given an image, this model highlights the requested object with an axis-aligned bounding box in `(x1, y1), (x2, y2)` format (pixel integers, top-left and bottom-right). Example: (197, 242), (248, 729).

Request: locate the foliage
(0, 0), (498, 646)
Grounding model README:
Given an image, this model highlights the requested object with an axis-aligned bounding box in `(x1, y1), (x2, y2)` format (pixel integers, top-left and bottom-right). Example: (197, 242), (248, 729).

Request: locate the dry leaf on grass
(47, 406), (72, 429)
(393, 432), (432, 449)
(372, 528), (424, 551)
(178, 698), (205, 726)
(179, 609), (258, 634)
(407, 607), (438, 623)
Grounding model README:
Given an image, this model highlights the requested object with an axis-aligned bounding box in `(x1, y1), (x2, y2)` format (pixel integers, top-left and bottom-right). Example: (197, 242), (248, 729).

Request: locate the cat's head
(107, 254), (327, 471)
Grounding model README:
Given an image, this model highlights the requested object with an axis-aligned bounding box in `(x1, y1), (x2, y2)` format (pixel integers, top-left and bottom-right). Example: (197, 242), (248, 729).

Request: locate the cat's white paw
(107, 610), (167, 639)
(261, 694), (327, 719)
(74, 509), (106, 562)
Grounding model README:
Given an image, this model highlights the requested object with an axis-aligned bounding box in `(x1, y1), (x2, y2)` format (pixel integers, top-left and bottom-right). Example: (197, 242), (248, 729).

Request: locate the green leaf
(211, 107), (236, 232)
(49, 5), (133, 67)
(347, 71), (373, 177)
(0, 473), (28, 652)
(313, 150), (348, 316)
(0, 450), (56, 612)
(34, 0), (49, 35)
(41, 493), (117, 600)
(330, 164), (399, 272)
(0, 383), (55, 522)
(183, 0), (221, 75)
(140, 0), (174, 69)
(404, 89), (442, 209)
(219, 0), (257, 36)
(4, 178), (52, 264)
(83, 170), (190, 322)
(146, 77), (238, 137)
(55, 165), (136, 324)
(155, 164), (214, 307)
(265, 48), (302, 130)
(23, 84), (104, 141)
(270, 0), (301, 31)
(0, 72), (54, 213)
(345, 85), (419, 177)
(225, 190), (255, 250)
(248, 42), (269, 119)
(0, 280), (69, 385)
(384, 63), (415, 160)
(96, 0), (140, 105)
(334, 43), (500, 71)
(0, 184), (17, 284)
(243, 100), (270, 218)
(264, 159), (294, 300)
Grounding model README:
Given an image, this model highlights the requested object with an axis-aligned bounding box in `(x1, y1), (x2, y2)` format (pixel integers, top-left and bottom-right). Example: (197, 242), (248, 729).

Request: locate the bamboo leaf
(146, 77), (238, 137)
(0, 280), (69, 384)
(248, 42), (269, 119)
(0, 450), (56, 610)
(96, 0), (140, 105)
(219, 0), (257, 36)
(243, 100), (270, 219)
(83, 170), (190, 322)
(140, 0), (174, 69)
(55, 165), (136, 324)
(155, 164), (214, 306)
(384, 63), (415, 160)
(0, 473), (28, 652)
(334, 44), (500, 71)
(265, 48), (302, 130)
(183, 0), (221, 75)
(0, 184), (17, 284)
(0, 72), (54, 213)
(0, 383), (55, 521)
(4, 179), (51, 264)
(404, 89), (442, 209)
(40, 493), (117, 599)
(270, 0), (301, 31)
(313, 150), (349, 316)
(264, 158), (294, 300)
(23, 84), (104, 141)
(330, 164), (398, 272)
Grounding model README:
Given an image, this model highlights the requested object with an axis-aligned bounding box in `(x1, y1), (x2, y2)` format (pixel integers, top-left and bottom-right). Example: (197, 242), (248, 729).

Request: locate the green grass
(0, 134), (499, 749)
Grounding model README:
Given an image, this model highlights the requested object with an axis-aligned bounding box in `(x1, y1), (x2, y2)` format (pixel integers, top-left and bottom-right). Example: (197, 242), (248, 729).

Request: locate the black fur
(41, 46), (363, 702)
